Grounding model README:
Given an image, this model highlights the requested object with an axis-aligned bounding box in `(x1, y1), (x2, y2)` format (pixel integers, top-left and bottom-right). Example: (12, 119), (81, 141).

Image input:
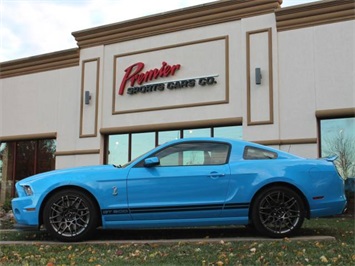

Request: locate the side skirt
(102, 216), (249, 229)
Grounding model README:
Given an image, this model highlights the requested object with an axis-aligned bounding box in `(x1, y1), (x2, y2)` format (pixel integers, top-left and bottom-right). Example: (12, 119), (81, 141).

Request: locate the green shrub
(2, 198), (12, 212)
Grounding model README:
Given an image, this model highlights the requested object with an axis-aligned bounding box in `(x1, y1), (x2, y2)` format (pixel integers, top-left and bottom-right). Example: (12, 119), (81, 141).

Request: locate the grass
(0, 217), (354, 265)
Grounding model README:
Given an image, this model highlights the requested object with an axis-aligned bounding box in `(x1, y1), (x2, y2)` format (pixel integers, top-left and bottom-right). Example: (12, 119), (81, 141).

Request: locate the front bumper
(12, 196), (39, 227)
(13, 223), (40, 231)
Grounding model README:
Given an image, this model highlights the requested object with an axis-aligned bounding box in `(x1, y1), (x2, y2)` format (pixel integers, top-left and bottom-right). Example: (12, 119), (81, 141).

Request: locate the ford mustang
(12, 137), (347, 242)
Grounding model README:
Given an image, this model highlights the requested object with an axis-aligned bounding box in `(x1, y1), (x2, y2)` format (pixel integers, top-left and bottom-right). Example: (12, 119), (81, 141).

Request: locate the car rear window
(243, 146), (278, 160)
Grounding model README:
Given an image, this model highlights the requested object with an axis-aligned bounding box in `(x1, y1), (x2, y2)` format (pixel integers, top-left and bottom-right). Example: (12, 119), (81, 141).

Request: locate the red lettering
(170, 64), (180, 75)
(145, 69), (160, 82)
(163, 65), (172, 76)
(118, 62), (144, 95)
(159, 62), (168, 77)
(136, 73), (146, 85)
(118, 61), (181, 95)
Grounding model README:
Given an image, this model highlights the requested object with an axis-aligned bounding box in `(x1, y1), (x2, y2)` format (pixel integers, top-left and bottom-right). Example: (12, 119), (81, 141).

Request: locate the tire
(251, 186), (305, 238)
(43, 189), (99, 242)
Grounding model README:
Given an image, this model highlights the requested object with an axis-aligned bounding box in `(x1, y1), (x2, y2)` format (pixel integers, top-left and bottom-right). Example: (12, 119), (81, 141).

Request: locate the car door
(127, 141), (231, 220)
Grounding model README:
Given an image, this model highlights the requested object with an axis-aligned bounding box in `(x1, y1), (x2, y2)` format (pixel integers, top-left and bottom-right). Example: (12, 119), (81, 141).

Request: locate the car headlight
(22, 185), (33, 196)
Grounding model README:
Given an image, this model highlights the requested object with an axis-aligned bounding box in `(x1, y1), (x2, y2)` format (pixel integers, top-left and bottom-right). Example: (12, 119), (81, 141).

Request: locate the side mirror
(144, 157), (160, 167)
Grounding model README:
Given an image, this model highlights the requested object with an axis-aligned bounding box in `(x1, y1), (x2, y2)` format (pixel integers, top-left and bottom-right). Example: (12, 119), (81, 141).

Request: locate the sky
(0, 0), (317, 62)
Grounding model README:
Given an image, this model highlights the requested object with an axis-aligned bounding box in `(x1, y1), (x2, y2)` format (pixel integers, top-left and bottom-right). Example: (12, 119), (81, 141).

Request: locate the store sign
(118, 61), (217, 96)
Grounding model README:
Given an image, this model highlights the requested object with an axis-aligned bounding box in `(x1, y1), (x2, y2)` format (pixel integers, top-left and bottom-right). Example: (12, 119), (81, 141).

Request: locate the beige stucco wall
(277, 20), (354, 157)
(0, 0), (354, 169)
(1, 67), (78, 139)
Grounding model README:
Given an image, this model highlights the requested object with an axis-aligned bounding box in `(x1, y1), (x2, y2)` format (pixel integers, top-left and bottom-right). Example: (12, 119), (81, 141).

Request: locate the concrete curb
(0, 235), (336, 245)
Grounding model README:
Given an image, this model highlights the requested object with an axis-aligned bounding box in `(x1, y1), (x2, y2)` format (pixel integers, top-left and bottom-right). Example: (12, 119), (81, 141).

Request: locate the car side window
(243, 146), (278, 160)
(155, 142), (230, 166)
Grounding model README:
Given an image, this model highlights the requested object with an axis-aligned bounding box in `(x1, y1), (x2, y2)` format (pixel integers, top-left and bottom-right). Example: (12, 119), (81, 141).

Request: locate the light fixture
(85, 91), (92, 105)
(255, 68), (262, 85)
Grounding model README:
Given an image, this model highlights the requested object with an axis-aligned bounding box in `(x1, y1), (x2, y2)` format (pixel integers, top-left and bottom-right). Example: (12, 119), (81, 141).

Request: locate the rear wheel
(43, 189), (98, 242)
(252, 186), (305, 238)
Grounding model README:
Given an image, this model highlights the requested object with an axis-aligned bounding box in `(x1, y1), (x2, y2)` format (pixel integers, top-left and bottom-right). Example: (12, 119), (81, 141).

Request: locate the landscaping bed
(1, 196), (353, 265)
(0, 214), (354, 265)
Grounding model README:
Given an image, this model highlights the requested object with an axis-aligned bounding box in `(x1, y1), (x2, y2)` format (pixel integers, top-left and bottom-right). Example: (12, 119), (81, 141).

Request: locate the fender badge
(112, 186), (118, 196)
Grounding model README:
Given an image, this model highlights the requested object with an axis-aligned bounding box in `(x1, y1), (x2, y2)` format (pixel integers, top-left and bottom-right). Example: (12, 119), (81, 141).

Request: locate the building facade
(1, 0), (354, 202)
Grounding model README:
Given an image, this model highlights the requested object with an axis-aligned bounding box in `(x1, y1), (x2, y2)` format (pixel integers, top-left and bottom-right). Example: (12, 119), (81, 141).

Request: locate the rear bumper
(310, 198), (347, 218)
(342, 202), (348, 214)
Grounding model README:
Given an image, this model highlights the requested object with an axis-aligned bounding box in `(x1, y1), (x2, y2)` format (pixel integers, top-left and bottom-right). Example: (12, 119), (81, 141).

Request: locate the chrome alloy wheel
(258, 190), (301, 234)
(48, 195), (90, 237)
(44, 189), (98, 242)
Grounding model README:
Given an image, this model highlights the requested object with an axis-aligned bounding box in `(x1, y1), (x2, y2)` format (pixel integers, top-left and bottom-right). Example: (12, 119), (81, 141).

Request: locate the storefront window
(158, 130), (181, 145)
(214, 126), (242, 139)
(0, 139), (56, 202)
(107, 134), (129, 167)
(320, 117), (355, 179)
(37, 139), (56, 173)
(15, 141), (36, 181)
(183, 128), (211, 138)
(131, 132), (155, 161)
(105, 125), (242, 165)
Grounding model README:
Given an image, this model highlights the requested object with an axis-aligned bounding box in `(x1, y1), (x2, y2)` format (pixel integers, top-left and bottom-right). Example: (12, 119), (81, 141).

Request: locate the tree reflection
(323, 133), (355, 180)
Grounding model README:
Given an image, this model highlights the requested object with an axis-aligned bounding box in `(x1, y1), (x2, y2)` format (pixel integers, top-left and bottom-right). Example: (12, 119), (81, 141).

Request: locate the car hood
(17, 165), (120, 185)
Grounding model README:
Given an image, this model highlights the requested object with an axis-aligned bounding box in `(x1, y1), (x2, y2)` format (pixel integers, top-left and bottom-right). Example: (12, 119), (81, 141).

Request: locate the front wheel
(43, 189), (99, 242)
(251, 186), (305, 238)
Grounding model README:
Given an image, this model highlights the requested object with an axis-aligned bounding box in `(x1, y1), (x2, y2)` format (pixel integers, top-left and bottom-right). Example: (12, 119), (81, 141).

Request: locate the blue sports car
(12, 138), (347, 242)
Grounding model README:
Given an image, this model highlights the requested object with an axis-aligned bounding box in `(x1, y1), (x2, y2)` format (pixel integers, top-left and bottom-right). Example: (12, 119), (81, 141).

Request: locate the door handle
(209, 171), (225, 179)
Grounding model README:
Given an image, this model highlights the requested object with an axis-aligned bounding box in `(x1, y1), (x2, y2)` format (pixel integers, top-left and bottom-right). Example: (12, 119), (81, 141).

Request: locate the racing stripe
(102, 203), (249, 215)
